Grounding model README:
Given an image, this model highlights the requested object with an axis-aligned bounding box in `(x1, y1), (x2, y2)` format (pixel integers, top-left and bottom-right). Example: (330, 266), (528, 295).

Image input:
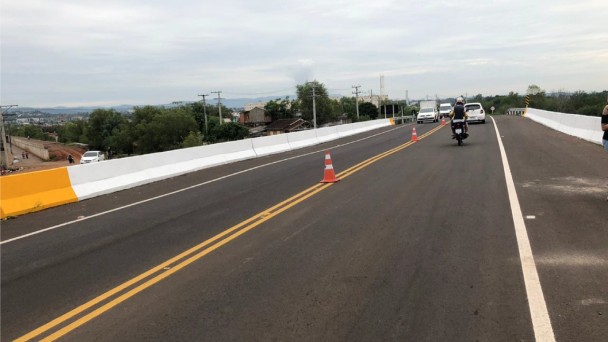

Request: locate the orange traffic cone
(411, 127), (418, 142)
(441, 116), (446, 126)
(320, 150), (339, 183)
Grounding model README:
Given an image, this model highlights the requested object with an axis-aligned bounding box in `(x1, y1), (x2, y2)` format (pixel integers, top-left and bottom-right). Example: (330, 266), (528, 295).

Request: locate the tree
(358, 102), (379, 119)
(182, 131), (203, 148)
(132, 106), (198, 154)
(188, 102), (214, 135)
(106, 121), (135, 156)
(13, 125), (50, 140)
(132, 105), (163, 126)
(213, 122), (249, 142)
(87, 109), (127, 150)
(527, 84), (543, 95)
(264, 97), (296, 121)
(58, 120), (88, 144)
(339, 97), (357, 120)
(296, 81), (337, 125)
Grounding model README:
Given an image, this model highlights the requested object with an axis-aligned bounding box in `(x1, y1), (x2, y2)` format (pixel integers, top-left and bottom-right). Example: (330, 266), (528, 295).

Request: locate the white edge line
(491, 116), (556, 342)
(1, 125), (404, 245)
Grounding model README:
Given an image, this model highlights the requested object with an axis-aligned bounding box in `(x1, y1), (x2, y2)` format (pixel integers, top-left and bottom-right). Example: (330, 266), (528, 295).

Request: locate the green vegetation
(10, 125), (54, 141)
(53, 104), (249, 157)
(264, 97), (298, 121)
(469, 85), (607, 116)
(296, 81), (338, 125)
(11, 83), (605, 158)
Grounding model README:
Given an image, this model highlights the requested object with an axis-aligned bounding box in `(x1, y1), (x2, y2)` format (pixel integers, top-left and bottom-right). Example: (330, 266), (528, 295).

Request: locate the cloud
(289, 59), (315, 84)
(1, 0), (607, 106)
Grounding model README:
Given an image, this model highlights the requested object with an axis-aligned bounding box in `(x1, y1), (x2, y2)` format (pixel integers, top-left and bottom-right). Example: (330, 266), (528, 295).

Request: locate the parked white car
(464, 102), (486, 123)
(80, 150), (105, 164)
(416, 107), (439, 123)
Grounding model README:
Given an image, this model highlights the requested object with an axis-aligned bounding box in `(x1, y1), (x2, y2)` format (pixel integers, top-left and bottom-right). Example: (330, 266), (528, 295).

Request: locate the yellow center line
(40, 184), (332, 341)
(15, 184), (326, 342)
(17, 123), (444, 341)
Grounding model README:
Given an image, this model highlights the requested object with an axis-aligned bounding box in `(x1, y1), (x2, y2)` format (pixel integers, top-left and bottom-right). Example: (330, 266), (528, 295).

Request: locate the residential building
(265, 118), (307, 135)
(239, 107), (271, 126)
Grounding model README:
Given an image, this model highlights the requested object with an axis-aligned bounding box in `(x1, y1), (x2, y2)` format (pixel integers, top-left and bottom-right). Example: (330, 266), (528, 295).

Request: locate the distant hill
(12, 105), (135, 115)
(15, 96), (296, 115)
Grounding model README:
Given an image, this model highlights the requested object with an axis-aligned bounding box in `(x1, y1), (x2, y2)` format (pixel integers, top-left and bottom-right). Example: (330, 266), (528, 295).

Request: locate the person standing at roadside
(603, 105), (608, 201)
(602, 105), (608, 152)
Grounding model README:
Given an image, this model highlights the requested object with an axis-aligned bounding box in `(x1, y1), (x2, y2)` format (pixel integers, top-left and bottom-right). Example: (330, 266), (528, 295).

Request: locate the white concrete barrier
(337, 121), (369, 138)
(9, 118), (397, 217)
(286, 130), (319, 150)
(68, 139), (256, 200)
(315, 126), (340, 144)
(251, 134), (291, 157)
(67, 119), (395, 200)
(366, 118), (393, 130)
(526, 108), (602, 145)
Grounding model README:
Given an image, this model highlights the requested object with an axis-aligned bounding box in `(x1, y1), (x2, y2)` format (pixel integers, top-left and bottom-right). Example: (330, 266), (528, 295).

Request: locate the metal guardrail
(506, 108), (526, 116)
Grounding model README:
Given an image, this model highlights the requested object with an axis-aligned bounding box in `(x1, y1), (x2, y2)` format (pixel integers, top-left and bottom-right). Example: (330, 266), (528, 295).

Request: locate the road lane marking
(13, 183), (328, 342)
(15, 123), (445, 341)
(38, 183), (332, 342)
(491, 116), (555, 342)
(2, 125), (406, 245)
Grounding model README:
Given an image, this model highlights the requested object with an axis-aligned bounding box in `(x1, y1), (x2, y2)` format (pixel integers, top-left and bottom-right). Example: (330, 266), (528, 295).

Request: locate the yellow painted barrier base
(0, 168), (78, 218)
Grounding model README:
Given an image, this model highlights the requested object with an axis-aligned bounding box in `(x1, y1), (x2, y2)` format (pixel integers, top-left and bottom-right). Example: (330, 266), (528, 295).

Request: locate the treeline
(56, 104), (250, 156)
(263, 81), (384, 123)
(469, 86), (607, 116)
(11, 83), (605, 158)
(10, 104), (250, 157)
(11, 81), (374, 157)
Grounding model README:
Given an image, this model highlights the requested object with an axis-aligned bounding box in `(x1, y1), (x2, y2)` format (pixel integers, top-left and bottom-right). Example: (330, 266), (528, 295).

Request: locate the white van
(439, 103), (453, 118)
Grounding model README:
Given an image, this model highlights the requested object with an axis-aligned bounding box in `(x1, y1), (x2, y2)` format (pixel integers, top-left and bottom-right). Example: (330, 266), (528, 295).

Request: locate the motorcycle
(452, 119), (469, 146)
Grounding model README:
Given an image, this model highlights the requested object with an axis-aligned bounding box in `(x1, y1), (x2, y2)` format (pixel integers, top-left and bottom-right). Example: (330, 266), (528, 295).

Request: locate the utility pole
(352, 85), (361, 119)
(380, 75), (385, 118)
(211, 91), (223, 125)
(0, 104), (18, 169)
(198, 94), (209, 136)
(310, 83), (318, 129)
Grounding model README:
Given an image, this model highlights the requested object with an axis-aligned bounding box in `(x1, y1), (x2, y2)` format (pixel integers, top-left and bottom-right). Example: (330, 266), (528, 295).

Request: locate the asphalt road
(1, 116), (607, 341)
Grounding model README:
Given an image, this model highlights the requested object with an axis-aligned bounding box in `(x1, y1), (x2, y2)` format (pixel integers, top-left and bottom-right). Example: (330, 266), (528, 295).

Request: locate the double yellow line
(16, 124), (444, 341)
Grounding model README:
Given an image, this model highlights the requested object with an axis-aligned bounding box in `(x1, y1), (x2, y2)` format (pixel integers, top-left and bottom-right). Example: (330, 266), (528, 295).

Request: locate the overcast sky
(2, 0), (607, 107)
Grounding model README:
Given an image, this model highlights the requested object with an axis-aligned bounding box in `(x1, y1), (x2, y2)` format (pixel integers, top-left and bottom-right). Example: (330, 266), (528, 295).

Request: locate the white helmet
(456, 97), (465, 104)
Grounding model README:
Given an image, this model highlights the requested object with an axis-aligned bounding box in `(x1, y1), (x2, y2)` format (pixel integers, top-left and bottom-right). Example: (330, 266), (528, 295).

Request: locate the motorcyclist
(450, 97), (468, 138)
